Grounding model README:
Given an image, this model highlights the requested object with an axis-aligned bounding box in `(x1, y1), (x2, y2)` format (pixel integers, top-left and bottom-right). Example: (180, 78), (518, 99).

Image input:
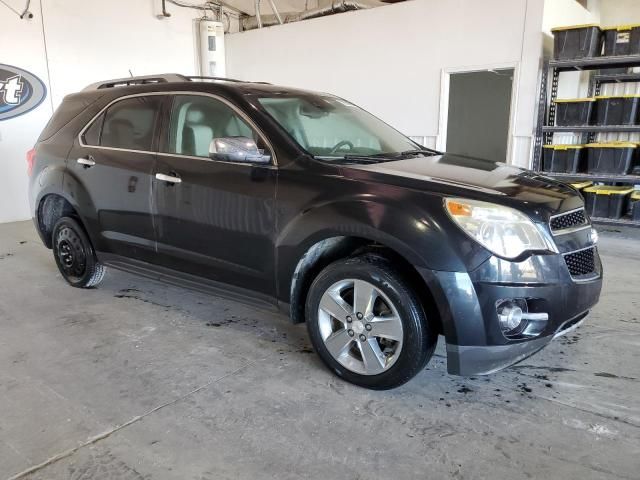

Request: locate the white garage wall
(0, 0), (201, 224)
(0, 1), (52, 224)
(600, 0), (640, 26)
(225, 0), (545, 168)
(42, 0), (201, 107)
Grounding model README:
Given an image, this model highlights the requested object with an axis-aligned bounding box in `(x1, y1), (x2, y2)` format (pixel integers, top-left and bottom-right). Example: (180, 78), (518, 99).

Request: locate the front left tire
(52, 217), (105, 288)
(305, 254), (436, 390)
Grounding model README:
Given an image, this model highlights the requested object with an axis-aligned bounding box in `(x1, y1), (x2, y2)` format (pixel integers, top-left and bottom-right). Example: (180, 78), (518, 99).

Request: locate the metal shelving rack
(533, 54), (640, 228)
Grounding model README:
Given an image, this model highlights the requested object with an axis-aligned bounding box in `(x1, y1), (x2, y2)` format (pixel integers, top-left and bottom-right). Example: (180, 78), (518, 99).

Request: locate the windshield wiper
(399, 148), (441, 157)
(324, 148), (441, 164)
(341, 154), (394, 164)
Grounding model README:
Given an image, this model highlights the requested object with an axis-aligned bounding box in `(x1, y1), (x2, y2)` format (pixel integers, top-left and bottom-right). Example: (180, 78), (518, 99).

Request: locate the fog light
(590, 227), (599, 245)
(496, 298), (550, 339)
(498, 305), (523, 331)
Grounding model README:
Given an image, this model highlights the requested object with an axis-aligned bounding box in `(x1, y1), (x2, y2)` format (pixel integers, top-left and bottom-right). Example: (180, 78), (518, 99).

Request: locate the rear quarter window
(82, 112), (104, 146)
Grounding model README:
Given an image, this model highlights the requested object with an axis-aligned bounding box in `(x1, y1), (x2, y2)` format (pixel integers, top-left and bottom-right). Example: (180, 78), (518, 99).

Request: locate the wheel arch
(285, 234), (443, 337)
(36, 188), (98, 251)
(35, 162), (101, 250)
(36, 193), (83, 249)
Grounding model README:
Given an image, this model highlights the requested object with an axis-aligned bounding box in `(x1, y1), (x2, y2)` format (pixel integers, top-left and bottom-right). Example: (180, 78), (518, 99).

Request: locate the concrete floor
(0, 220), (639, 480)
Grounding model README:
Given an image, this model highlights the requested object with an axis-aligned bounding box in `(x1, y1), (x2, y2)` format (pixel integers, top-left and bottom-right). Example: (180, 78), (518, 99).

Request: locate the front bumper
(446, 312), (588, 375)
(419, 248), (603, 376)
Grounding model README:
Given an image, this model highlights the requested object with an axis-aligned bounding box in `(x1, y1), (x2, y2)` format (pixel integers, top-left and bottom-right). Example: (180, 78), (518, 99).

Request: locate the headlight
(444, 198), (549, 259)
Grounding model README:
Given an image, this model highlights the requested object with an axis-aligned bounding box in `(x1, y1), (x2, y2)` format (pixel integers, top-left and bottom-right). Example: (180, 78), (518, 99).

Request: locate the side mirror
(209, 137), (271, 164)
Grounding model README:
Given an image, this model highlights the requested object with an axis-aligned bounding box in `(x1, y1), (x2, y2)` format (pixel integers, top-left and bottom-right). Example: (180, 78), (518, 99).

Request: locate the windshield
(256, 94), (432, 162)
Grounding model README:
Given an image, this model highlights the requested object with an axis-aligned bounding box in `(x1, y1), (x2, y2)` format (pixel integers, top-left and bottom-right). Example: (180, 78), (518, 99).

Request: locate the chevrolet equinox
(28, 74), (602, 389)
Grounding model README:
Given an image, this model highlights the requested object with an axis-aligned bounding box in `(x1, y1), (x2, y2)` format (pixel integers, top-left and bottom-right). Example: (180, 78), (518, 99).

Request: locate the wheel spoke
(319, 290), (351, 322)
(370, 315), (403, 341)
(318, 278), (404, 376)
(324, 329), (354, 359)
(358, 339), (386, 374)
(353, 280), (376, 317)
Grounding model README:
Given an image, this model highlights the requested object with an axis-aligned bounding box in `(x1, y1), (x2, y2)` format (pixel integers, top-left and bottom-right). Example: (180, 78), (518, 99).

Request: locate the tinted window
(164, 95), (261, 158)
(82, 112), (104, 146)
(99, 96), (162, 151)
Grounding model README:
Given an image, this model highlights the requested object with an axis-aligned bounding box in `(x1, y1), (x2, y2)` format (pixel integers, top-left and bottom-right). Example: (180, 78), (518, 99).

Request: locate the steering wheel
(329, 140), (355, 155)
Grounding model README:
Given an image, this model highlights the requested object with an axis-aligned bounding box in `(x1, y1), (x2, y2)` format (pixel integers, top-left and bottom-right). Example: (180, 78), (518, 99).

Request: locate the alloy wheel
(317, 279), (404, 375)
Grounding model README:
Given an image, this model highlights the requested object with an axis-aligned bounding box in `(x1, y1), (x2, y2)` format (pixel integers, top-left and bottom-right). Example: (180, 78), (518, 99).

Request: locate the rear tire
(52, 217), (105, 288)
(305, 254), (436, 390)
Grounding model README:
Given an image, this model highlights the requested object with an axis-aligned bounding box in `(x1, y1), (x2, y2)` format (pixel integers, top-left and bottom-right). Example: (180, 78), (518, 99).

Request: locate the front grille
(564, 247), (596, 277)
(550, 208), (587, 232)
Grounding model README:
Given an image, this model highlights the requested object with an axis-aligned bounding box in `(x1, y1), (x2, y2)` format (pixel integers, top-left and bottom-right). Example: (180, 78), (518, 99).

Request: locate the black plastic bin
(552, 24), (602, 60)
(585, 142), (637, 174)
(631, 191), (640, 220)
(570, 180), (593, 192)
(594, 95), (640, 125)
(603, 24), (640, 56)
(542, 145), (585, 173)
(583, 185), (634, 219)
(554, 98), (595, 126)
(570, 181), (593, 201)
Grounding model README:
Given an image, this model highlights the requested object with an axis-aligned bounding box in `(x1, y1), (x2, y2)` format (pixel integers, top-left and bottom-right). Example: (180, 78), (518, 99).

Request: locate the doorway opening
(439, 67), (516, 162)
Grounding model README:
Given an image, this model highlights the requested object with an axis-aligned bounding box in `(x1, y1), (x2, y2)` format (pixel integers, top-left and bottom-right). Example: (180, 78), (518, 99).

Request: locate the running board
(99, 253), (278, 312)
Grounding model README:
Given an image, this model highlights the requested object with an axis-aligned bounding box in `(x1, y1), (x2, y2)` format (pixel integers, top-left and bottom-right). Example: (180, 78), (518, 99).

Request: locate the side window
(164, 95), (267, 159)
(83, 96), (162, 151)
(82, 112), (104, 146)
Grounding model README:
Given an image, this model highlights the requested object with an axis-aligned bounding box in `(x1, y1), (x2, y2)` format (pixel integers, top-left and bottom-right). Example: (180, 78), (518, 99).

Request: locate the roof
(80, 73), (316, 97)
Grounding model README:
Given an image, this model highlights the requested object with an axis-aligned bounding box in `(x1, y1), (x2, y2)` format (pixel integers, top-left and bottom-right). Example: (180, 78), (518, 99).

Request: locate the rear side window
(82, 96), (162, 151)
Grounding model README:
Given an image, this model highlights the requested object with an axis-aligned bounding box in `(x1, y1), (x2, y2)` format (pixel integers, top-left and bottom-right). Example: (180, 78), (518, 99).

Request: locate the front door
(153, 93), (278, 297)
(68, 94), (163, 262)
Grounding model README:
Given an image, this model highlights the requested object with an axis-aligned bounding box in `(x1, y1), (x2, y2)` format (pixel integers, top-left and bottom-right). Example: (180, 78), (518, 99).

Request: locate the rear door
(67, 94), (163, 262)
(153, 93), (278, 297)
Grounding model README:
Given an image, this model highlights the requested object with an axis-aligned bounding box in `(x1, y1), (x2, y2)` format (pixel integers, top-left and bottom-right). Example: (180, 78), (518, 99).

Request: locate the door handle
(77, 156), (96, 168)
(155, 173), (182, 184)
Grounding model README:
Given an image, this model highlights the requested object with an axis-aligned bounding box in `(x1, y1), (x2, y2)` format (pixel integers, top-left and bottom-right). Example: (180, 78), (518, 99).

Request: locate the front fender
(275, 197), (490, 304)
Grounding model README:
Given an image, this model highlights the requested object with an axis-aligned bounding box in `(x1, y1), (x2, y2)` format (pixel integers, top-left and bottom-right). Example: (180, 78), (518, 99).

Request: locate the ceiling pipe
(242, 0), (386, 31)
(159, 0), (172, 17)
(267, 0), (283, 25)
(254, 0), (263, 28)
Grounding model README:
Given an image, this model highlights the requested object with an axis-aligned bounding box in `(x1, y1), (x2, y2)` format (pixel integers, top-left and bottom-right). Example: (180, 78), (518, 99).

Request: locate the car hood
(341, 153), (582, 216)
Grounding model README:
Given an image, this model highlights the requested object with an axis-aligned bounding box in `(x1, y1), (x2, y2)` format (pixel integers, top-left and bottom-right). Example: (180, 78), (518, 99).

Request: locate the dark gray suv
(28, 74), (602, 389)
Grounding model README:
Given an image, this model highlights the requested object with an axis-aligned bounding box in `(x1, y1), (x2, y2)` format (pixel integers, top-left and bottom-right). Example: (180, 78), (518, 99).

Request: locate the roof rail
(187, 76), (272, 85)
(82, 74), (272, 91)
(82, 74), (189, 91)
(188, 75), (244, 83)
